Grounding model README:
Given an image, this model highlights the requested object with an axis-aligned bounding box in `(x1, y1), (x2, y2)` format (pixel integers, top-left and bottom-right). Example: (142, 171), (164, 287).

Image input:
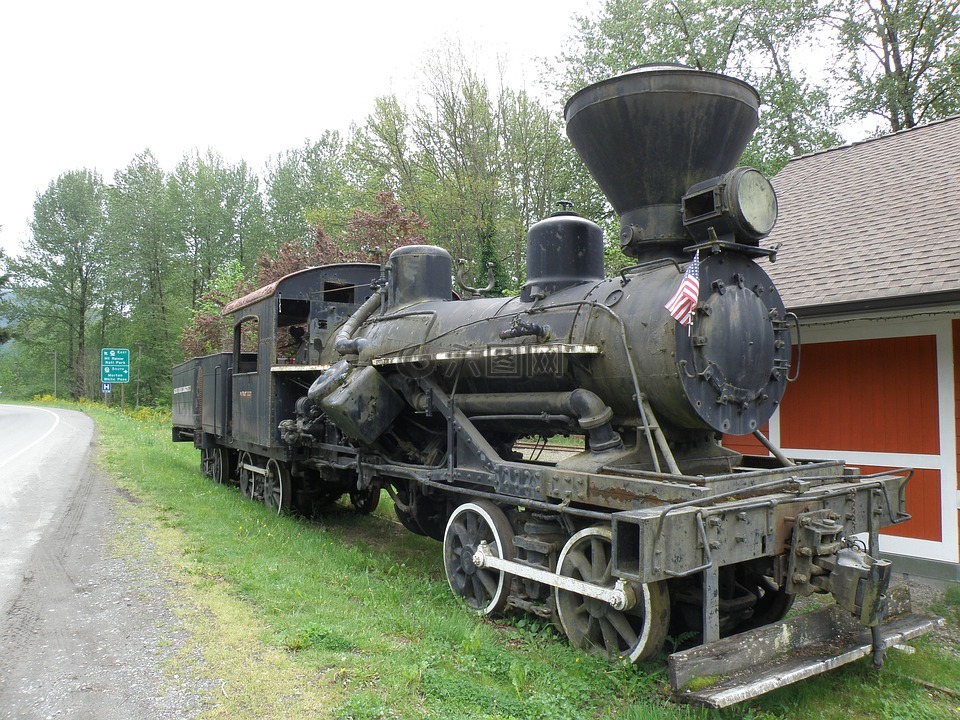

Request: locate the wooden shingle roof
(765, 116), (960, 316)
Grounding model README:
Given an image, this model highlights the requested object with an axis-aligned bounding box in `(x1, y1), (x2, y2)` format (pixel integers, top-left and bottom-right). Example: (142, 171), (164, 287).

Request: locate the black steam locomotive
(172, 66), (935, 706)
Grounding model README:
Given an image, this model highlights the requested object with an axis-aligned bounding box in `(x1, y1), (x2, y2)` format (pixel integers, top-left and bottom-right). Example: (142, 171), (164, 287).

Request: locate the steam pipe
(455, 390), (622, 451)
(334, 287), (383, 356)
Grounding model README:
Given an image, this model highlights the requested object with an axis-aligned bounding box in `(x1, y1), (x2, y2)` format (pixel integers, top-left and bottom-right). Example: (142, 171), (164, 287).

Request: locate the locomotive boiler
(172, 66), (937, 706)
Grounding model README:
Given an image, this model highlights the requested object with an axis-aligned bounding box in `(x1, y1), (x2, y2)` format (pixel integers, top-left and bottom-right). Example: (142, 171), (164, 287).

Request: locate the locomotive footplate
(669, 584), (942, 707)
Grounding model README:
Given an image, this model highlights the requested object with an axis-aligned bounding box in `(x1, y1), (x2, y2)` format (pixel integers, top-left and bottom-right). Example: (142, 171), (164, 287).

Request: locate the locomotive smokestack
(564, 65), (760, 258)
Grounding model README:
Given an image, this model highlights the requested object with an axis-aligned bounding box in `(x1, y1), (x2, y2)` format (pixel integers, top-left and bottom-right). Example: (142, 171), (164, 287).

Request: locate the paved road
(0, 405), (204, 719)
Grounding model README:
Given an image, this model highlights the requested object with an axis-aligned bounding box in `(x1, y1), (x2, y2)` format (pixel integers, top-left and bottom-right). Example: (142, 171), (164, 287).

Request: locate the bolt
(797, 547), (813, 557)
(793, 573), (808, 584)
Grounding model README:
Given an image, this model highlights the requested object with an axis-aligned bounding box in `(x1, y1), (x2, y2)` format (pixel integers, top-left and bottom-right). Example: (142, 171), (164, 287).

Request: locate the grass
(42, 400), (960, 719)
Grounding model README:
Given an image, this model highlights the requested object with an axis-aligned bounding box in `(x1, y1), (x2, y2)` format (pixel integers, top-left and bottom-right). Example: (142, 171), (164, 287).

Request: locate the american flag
(664, 250), (700, 326)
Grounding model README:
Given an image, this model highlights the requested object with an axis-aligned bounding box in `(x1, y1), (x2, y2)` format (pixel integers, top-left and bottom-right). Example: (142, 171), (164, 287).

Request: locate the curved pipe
(334, 288), (383, 356)
(455, 389), (622, 452)
(306, 359), (350, 405)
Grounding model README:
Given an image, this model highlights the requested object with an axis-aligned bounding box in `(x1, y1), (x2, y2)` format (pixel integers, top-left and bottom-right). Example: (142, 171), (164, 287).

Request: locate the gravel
(0, 461), (213, 719)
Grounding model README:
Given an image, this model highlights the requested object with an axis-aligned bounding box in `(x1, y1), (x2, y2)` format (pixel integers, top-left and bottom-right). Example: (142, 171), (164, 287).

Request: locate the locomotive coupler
(786, 509), (892, 627)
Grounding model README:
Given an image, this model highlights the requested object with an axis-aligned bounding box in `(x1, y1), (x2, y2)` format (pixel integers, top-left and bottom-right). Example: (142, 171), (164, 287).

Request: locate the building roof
(765, 115), (960, 316)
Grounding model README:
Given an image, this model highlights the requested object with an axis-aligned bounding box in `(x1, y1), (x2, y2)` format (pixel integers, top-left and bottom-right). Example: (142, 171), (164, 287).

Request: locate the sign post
(101, 348), (130, 409)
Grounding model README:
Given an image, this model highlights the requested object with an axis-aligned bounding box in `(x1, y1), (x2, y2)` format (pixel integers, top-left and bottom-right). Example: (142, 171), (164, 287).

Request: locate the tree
(554, 0), (841, 173)
(0, 247), (10, 345)
(264, 131), (357, 244)
(105, 150), (192, 403)
(180, 260), (253, 358)
(168, 150), (267, 306)
(833, 0), (960, 132)
(12, 170), (107, 398)
(351, 43), (583, 293)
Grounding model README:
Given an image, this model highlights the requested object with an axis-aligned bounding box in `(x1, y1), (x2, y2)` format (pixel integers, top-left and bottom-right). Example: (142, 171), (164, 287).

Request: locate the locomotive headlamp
(681, 167), (778, 244)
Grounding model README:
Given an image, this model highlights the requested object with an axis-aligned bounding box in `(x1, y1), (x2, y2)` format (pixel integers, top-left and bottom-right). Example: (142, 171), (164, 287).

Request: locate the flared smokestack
(564, 65), (760, 258)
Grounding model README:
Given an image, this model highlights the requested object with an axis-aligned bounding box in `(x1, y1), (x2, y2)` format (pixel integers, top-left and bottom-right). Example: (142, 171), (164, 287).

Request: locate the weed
(281, 622), (359, 653)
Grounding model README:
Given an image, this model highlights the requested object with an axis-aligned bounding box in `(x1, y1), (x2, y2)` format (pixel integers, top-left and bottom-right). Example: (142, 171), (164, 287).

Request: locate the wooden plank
(674, 613), (942, 708)
(667, 585), (928, 692)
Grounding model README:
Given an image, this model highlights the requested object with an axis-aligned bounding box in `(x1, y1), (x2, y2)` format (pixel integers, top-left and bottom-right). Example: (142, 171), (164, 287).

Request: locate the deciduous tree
(13, 170), (107, 398)
(833, 0), (960, 132)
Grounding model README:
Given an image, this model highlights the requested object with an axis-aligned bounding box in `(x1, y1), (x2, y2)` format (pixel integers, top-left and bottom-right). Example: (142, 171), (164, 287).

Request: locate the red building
(732, 115), (960, 583)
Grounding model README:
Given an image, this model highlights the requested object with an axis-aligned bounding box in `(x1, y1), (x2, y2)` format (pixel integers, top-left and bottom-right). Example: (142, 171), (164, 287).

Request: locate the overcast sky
(0, 0), (592, 257)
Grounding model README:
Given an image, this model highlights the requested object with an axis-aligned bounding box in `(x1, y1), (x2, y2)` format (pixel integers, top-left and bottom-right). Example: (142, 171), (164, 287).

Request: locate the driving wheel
(555, 526), (669, 662)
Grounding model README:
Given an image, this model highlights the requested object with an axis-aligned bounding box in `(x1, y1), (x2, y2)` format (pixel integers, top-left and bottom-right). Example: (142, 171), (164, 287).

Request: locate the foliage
(0, 247), (10, 345)
(832, 0), (960, 132)
(179, 261), (254, 358)
(254, 191), (427, 286)
(104, 151), (194, 402)
(264, 131), (358, 243)
(349, 42), (581, 294)
(552, 0), (843, 174)
(10, 170), (108, 399)
(168, 149), (267, 305)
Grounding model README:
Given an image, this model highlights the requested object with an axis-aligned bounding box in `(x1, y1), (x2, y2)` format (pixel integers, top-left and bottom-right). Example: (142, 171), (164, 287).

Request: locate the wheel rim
(212, 447), (227, 484)
(443, 501), (514, 616)
(555, 526), (669, 663)
(263, 458), (289, 514)
(201, 448), (214, 478)
(350, 487), (381, 514)
(238, 452), (254, 498)
(733, 570), (794, 633)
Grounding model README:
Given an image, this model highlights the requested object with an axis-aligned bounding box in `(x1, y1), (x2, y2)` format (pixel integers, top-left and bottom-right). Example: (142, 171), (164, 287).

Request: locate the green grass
(69, 401), (960, 719)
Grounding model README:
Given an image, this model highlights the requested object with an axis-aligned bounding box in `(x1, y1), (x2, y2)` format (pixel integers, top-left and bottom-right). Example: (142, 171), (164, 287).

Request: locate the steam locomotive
(172, 66), (936, 706)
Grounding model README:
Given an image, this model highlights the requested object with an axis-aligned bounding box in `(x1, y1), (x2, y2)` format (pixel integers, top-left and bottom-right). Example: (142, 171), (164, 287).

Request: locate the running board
(669, 585), (942, 708)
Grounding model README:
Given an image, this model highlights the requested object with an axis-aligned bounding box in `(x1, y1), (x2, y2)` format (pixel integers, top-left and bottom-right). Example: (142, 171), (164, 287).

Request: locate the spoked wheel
(443, 501), (515, 616)
(388, 481), (425, 535)
(350, 486), (381, 514)
(263, 458), (291, 514)
(555, 526), (670, 663)
(212, 446), (230, 484)
(200, 448), (215, 478)
(238, 452), (256, 499)
(732, 569), (794, 633)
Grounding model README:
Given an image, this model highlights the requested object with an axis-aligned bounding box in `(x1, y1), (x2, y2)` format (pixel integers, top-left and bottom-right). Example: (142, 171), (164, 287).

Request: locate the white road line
(0, 406), (61, 469)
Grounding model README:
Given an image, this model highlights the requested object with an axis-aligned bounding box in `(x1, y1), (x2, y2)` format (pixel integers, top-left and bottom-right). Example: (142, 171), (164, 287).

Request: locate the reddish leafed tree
(341, 190), (429, 261)
(179, 267), (255, 358)
(254, 191), (428, 285)
(179, 192), (430, 358)
(253, 224), (345, 286)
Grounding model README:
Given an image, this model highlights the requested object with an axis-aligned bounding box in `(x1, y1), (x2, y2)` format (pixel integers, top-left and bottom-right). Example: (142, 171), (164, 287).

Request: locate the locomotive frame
(172, 66), (938, 706)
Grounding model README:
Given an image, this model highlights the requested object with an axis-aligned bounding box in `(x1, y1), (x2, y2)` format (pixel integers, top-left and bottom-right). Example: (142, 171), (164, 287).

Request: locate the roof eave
(789, 289), (960, 319)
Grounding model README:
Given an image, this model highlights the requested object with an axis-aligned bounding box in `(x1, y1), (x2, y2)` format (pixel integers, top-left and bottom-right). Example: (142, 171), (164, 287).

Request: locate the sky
(0, 0), (593, 258)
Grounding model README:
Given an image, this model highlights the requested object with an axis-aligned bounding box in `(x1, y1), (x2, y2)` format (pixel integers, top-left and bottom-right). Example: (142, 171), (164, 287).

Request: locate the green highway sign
(101, 348), (130, 383)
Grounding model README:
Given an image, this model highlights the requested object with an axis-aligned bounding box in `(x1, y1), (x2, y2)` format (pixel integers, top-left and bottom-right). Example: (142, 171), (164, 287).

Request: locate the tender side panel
(200, 353), (232, 440)
(171, 359), (200, 437)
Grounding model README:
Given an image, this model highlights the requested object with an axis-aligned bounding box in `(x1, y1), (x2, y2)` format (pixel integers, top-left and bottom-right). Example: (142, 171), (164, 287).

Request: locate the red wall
(777, 335), (942, 542)
(722, 425), (769, 456)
